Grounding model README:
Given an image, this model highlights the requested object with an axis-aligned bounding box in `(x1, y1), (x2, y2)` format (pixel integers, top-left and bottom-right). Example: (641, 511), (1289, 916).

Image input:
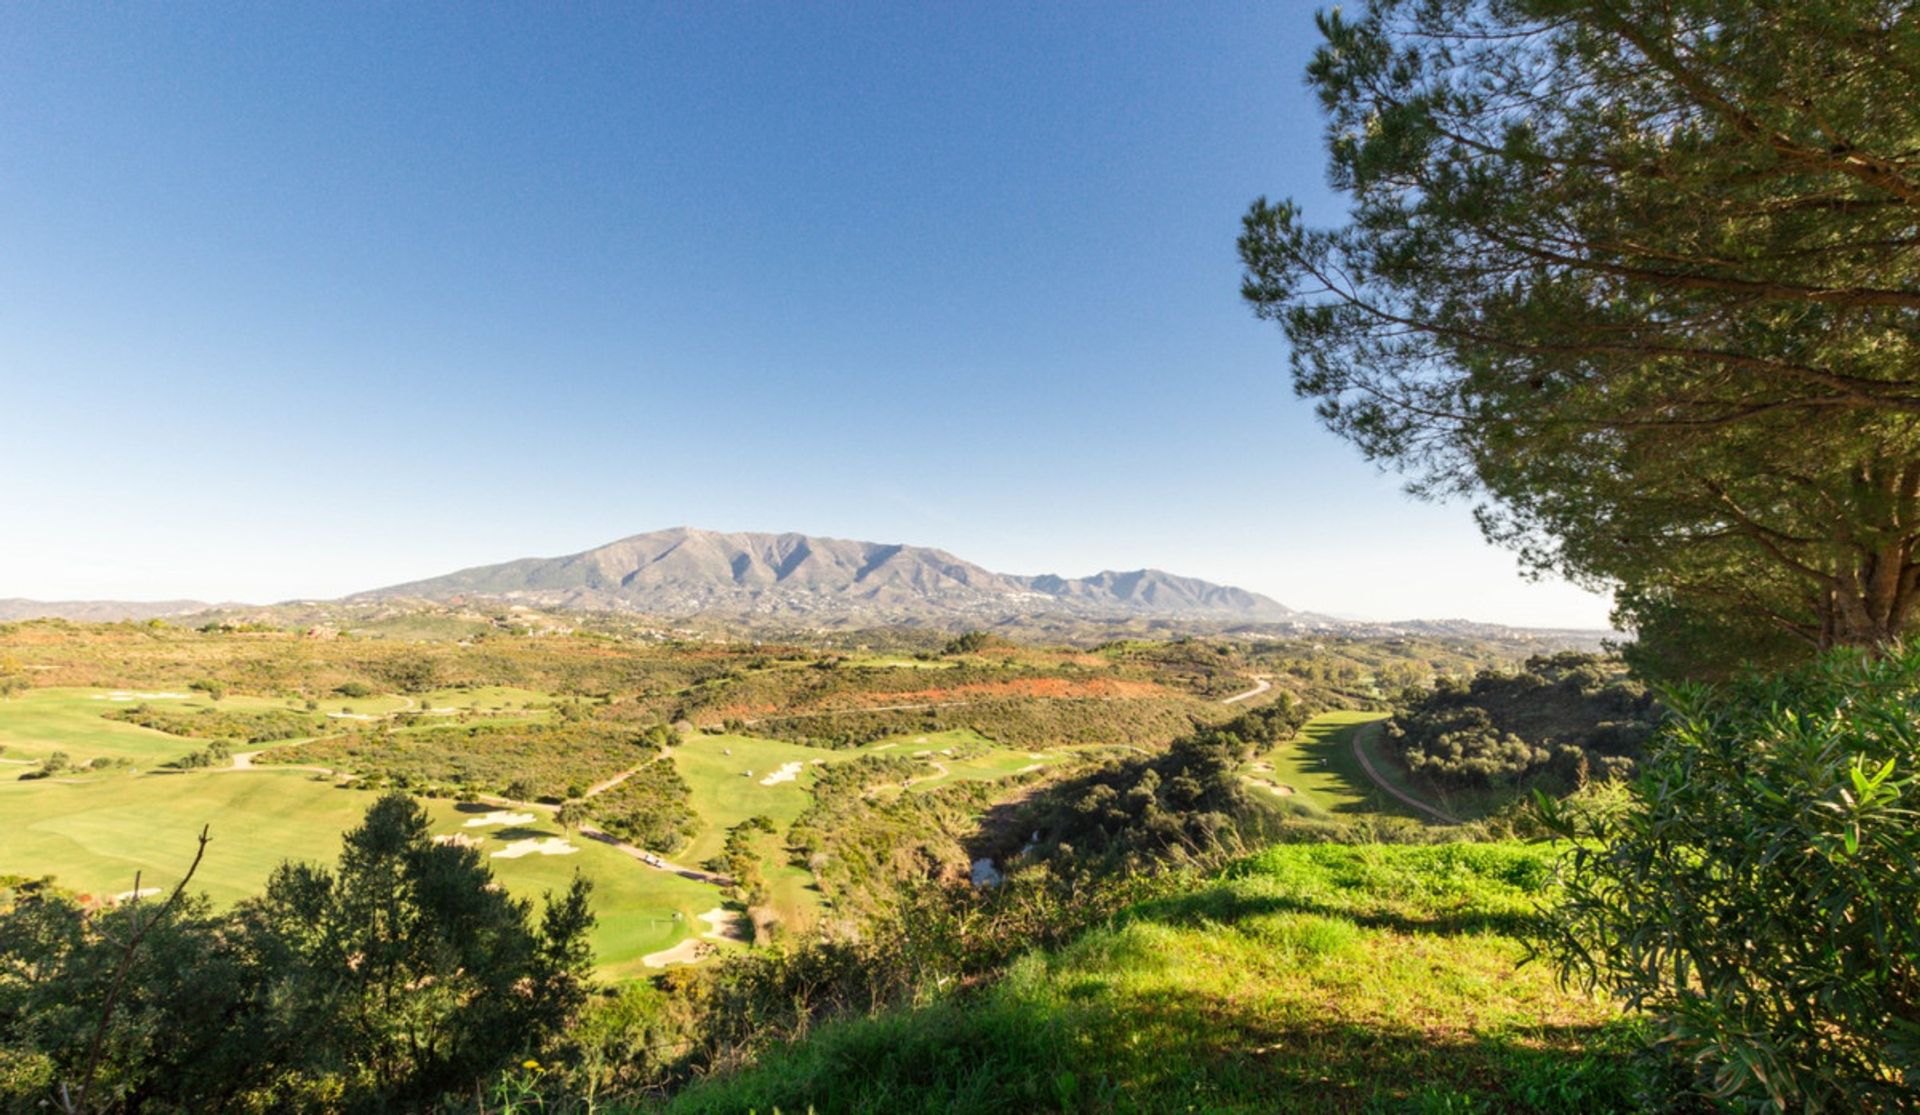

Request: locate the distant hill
(349, 527), (1325, 627)
(0, 598), (217, 623)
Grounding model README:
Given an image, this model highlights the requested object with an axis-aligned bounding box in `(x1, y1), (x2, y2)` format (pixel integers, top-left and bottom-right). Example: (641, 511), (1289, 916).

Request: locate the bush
(1538, 645), (1920, 1111)
(585, 761), (698, 853)
(1388, 654), (1657, 789)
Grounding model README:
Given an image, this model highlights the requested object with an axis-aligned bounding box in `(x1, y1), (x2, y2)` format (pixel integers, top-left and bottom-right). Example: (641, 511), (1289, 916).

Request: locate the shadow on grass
(490, 825), (563, 842)
(1116, 884), (1540, 939)
(1285, 721), (1402, 818)
(662, 979), (1655, 1115)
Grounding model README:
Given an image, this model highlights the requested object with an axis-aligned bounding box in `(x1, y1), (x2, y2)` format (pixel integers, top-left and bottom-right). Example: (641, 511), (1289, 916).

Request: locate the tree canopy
(1239, 0), (1920, 672)
(0, 794), (595, 1112)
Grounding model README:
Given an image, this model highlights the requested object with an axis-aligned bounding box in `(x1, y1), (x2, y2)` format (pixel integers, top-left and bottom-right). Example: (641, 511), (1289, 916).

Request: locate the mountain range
(348, 527), (1321, 625)
(2, 527), (1611, 643)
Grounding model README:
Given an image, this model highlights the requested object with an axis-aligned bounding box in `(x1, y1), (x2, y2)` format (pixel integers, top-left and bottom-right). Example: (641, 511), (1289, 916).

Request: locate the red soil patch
(836, 677), (1171, 706)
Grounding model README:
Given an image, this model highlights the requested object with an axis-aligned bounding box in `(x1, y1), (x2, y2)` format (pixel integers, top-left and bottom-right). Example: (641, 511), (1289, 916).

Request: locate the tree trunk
(1821, 487), (1920, 650)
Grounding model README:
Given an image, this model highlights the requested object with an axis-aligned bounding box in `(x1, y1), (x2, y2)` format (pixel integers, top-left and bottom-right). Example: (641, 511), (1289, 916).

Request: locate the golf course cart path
(575, 822), (733, 887)
(1222, 677), (1273, 704)
(581, 764), (644, 799)
(1349, 721), (1462, 825)
(579, 742), (680, 800)
(226, 750), (336, 776)
(466, 786), (733, 888)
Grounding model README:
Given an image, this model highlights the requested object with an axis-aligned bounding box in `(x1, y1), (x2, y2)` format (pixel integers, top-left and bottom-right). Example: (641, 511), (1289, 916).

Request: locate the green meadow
(0, 688), (204, 765)
(0, 686), (550, 767)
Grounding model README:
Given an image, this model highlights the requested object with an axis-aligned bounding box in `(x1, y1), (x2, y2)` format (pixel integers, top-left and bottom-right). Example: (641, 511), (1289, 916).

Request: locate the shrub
(585, 761), (698, 853)
(1388, 654), (1658, 789)
(1538, 645), (1920, 1111)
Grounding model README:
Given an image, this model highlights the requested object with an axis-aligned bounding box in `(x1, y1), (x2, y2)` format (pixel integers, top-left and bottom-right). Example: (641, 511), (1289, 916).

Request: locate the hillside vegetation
(650, 843), (1643, 1114)
(1377, 654), (1659, 820)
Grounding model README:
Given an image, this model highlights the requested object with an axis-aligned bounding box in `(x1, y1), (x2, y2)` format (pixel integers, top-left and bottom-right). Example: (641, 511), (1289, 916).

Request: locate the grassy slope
(654, 843), (1641, 1115)
(672, 734), (842, 865)
(1246, 710), (1410, 821)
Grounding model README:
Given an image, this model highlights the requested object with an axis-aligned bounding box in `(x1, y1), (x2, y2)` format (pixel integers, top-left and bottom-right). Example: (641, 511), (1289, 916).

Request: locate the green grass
(865, 728), (1068, 793)
(0, 767), (722, 977)
(415, 685), (555, 713)
(650, 843), (1646, 1114)
(1245, 710), (1414, 821)
(672, 734), (838, 865)
(1346, 719), (1514, 822)
(0, 687), (481, 770)
(0, 688), (204, 765)
(900, 747), (1062, 792)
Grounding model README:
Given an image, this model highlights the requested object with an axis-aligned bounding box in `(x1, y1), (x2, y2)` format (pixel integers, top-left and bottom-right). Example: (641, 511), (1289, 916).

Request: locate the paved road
(1221, 677), (1273, 705)
(1348, 721), (1462, 825)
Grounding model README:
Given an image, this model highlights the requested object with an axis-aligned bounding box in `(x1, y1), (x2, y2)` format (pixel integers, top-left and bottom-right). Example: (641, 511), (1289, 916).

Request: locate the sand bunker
(641, 908), (747, 968)
(94, 691), (191, 701)
(870, 742), (897, 751)
(758, 761), (804, 786)
(699, 907), (748, 942)
(432, 833), (482, 848)
(464, 811), (535, 828)
(491, 837), (579, 859)
(1254, 780), (1296, 796)
(641, 938), (710, 968)
(113, 887), (161, 902)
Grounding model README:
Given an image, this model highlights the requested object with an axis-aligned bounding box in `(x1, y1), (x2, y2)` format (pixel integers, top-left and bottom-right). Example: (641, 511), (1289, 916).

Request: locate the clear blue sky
(0, 2), (1612, 627)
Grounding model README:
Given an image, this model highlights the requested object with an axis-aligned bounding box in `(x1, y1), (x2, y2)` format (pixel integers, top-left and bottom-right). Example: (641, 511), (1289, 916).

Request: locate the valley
(0, 620), (1487, 980)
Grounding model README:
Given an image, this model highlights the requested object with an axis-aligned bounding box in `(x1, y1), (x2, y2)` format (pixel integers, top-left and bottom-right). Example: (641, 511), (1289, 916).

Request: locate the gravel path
(1348, 721), (1462, 825)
